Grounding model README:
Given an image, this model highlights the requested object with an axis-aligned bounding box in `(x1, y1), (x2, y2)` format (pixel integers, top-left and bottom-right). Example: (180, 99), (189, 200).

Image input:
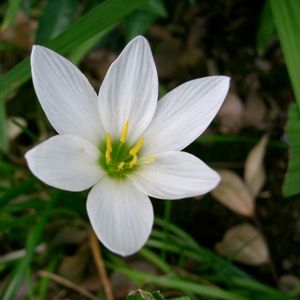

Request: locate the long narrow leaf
(3, 196), (56, 300)
(107, 259), (247, 300)
(0, 0), (147, 99)
(35, 0), (78, 44)
(283, 104), (300, 196)
(0, 99), (7, 152)
(269, 0), (300, 196)
(270, 0), (300, 109)
(1, 0), (22, 31)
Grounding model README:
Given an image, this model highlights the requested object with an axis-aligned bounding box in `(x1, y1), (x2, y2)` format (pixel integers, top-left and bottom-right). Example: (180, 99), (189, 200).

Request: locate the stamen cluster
(100, 121), (144, 178)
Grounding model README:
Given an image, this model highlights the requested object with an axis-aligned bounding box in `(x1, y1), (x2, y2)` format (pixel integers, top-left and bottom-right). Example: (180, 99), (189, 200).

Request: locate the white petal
(99, 36), (158, 143)
(142, 76), (230, 155)
(31, 46), (103, 145)
(130, 151), (220, 200)
(25, 135), (103, 191)
(87, 177), (153, 256)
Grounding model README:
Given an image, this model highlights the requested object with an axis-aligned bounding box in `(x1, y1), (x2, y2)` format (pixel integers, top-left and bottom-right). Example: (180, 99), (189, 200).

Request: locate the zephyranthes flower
(26, 36), (230, 256)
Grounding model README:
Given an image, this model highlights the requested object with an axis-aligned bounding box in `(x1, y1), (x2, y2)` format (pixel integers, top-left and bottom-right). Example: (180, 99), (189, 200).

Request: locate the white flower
(25, 36), (230, 256)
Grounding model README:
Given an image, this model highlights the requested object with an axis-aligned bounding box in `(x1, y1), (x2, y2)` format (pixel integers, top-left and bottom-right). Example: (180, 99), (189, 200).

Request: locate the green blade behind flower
(269, 0), (300, 196)
(283, 104), (300, 196)
(0, 0), (147, 100)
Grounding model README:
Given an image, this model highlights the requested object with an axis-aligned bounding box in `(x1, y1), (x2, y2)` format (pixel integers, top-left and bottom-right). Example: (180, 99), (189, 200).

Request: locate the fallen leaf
(1, 11), (37, 50)
(217, 92), (244, 134)
(211, 169), (254, 217)
(243, 91), (268, 129)
(52, 226), (88, 247)
(244, 135), (268, 197)
(278, 274), (300, 292)
(59, 244), (89, 282)
(243, 74), (268, 129)
(215, 223), (269, 265)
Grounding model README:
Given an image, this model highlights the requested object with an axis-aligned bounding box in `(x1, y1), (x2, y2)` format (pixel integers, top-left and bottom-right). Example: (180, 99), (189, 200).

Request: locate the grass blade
(270, 0), (300, 109)
(283, 104), (300, 196)
(0, 99), (8, 152)
(0, 0), (147, 99)
(1, 0), (22, 31)
(2, 196), (56, 300)
(270, 0), (300, 196)
(35, 0), (78, 44)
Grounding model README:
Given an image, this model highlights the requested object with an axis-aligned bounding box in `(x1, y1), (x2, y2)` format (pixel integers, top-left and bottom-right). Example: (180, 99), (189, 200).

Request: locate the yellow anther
(106, 133), (112, 152)
(120, 121), (128, 144)
(129, 155), (138, 168)
(117, 161), (125, 170)
(129, 137), (144, 156)
(105, 132), (112, 163)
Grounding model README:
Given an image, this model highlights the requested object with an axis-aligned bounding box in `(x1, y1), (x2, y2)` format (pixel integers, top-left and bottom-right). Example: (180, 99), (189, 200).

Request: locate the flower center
(99, 121), (150, 178)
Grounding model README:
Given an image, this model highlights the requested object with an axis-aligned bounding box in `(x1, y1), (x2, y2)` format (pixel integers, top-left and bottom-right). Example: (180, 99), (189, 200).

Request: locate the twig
(0, 244), (45, 264)
(89, 230), (114, 300)
(38, 270), (98, 300)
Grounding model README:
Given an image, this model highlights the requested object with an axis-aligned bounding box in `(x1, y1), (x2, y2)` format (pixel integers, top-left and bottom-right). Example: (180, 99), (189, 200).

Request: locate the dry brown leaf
(244, 135), (268, 198)
(217, 92), (244, 134)
(215, 223), (269, 265)
(52, 226), (88, 247)
(59, 245), (89, 282)
(1, 11), (37, 50)
(243, 91), (268, 129)
(211, 169), (254, 217)
(278, 275), (300, 292)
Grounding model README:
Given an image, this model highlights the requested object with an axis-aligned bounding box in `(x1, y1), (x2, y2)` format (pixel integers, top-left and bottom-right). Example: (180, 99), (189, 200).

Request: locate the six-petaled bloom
(25, 36), (230, 256)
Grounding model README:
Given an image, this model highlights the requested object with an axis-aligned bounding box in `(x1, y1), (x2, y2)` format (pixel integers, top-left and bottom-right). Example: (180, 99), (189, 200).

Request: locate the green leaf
(139, 248), (172, 274)
(111, 263), (247, 300)
(125, 0), (167, 41)
(0, 99), (8, 152)
(35, 0), (78, 44)
(21, 0), (38, 16)
(283, 104), (300, 196)
(125, 11), (158, 41)
(269, 0), (300, 110)
(146, 0), (167, 17)
(1, 0), (22, 31)
(0, 0), (147, 100)
(0, 177), (37, 209)
(256, 1), (276, 56)
(127, 290), (188, 300)
(127, 290), (164, 300)
(2, 196), (56, 300)
(269, 0), (300, 196)
(37, 256), (59, 300)
(69, 26), (113, 64)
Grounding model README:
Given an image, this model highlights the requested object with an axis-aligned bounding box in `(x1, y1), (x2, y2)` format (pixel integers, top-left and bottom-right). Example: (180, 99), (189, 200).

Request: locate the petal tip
(31, 45), (56, 63)
(214, 171), (222, 186)
(131, 35), (148, 44)
(24, 148), (34, 164)
(127, 35), (151, 52)
(31, 45), (46, 57)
